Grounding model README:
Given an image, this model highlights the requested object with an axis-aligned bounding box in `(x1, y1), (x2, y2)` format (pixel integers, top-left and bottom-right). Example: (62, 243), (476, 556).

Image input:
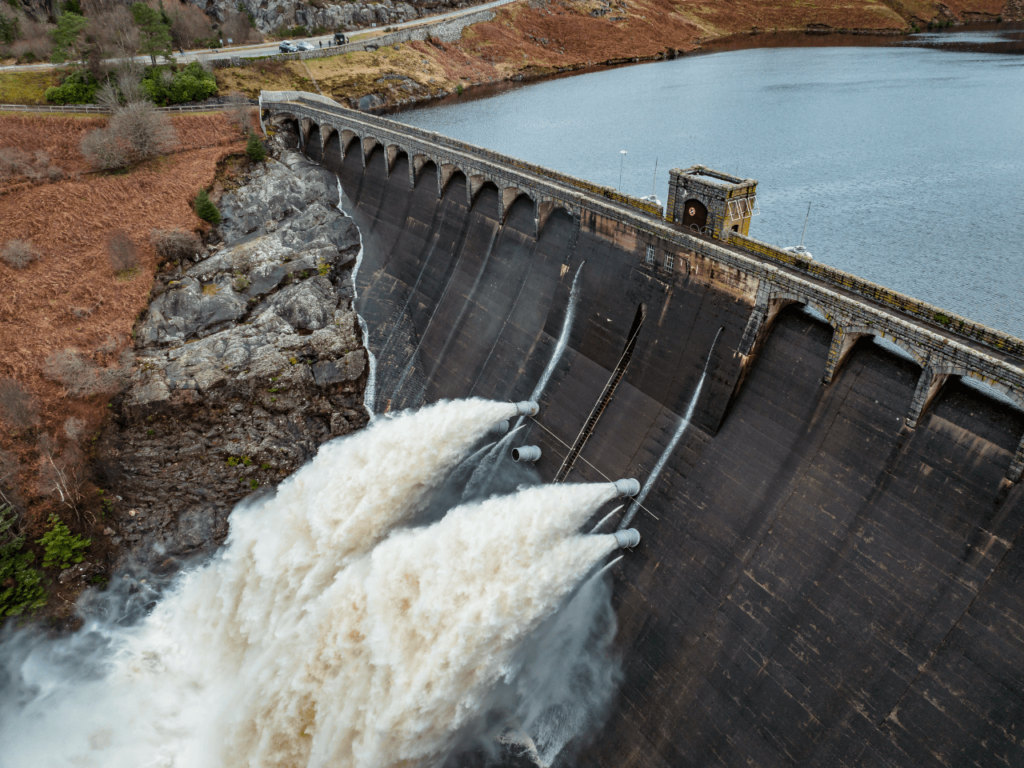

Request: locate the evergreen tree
(35, 514), (91, 570)
(50, 11), (88, 65)
(246, 132), (266, 162)
(131, 2), (172, 66)
(194, 189), (221, 224)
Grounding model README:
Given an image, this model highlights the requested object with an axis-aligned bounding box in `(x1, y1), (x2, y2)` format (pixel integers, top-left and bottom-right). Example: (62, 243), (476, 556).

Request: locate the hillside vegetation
(0, 110), (247, 625)
(213, 0), (1016, 109)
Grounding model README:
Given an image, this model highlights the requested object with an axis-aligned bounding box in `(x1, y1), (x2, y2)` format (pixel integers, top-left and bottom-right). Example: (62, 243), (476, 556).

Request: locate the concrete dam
(263, 92), (1024, 767)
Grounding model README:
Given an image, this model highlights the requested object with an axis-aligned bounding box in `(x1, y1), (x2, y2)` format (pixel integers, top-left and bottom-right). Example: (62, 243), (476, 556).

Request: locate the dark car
(278, 41), (299, 53)
(333, 32), (348, 45)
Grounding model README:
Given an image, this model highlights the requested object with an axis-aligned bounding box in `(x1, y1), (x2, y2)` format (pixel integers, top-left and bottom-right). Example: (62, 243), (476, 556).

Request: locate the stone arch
(845, 325), (928, 370)
(410, 153), (436, 189)
(339, 129), (359, 158)
(536, 199), (574, 238)
(322, 126), (343, 170)
(822, 322), (931, 386)
(384, 144), (410, 178)
(682, 198), (708, 231)
(467, 174), (500, 213)
(411, 155), (437, 190)
(766, 290), (839, 331)
(305, 122), (325, 163)
(299, 117), (319, 152)
(361, 135), (380, 167)
(929, 366), (1024, 412)
(499, 187), (534, 225)
(438, 166), (466, 200)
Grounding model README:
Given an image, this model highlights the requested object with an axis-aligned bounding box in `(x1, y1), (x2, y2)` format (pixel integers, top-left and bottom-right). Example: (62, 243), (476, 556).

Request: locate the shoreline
(382, 20), (1024, 116)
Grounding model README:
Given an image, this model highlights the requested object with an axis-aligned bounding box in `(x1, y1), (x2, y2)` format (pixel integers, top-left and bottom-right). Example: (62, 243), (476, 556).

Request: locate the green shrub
(277, 24), (308, 38)
(194, 189), (221, 224)
(44, 70), (98, 105)
(142, 62), (217, 106)
(35, 513), (91, 570)
(245, 131), (266, 162)
(0, 506), (47, 619)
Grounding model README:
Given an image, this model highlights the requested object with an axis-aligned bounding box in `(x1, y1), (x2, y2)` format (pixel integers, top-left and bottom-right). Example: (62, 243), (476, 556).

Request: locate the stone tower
(666, 166), (758, 240)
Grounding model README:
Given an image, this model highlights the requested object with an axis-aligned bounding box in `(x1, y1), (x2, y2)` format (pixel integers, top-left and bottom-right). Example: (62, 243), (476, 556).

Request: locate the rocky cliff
(197, 0), (483, 35)
(97, 144), (369, 572)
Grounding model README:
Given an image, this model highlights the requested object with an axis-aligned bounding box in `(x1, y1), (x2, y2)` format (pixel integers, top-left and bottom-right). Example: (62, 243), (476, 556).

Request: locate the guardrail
(0, 103), (109, 114)
(0, 102), (243, 114)
(725, 230), (1024, 360)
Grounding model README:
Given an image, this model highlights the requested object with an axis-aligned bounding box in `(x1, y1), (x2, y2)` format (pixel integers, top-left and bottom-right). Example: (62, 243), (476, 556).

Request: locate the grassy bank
(0, 69), (63, 104)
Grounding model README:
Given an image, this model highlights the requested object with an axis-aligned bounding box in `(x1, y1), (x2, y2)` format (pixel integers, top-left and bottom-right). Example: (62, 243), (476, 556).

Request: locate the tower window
(665, 254), (674, 271)
(645, 244), (655, 264)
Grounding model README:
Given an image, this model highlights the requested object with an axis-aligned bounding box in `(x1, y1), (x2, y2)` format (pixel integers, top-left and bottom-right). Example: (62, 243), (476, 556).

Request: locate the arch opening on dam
(262, 91), (1024, 768)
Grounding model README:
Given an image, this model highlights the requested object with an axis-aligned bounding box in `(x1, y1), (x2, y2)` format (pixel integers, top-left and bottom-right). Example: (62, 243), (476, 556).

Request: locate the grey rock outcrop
(195, 0), (479, 35)
(101, 149), (369, 570)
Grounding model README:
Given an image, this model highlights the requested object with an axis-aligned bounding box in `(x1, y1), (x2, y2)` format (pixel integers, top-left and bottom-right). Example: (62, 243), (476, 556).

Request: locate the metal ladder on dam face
(554, 304), (646, 482)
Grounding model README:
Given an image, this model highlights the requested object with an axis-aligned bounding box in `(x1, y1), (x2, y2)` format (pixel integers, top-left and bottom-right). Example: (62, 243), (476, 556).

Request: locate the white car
(295, 41), (316, 52)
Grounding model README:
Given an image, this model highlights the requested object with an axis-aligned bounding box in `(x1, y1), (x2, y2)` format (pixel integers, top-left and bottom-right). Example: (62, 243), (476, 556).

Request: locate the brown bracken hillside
(0, 112), (244, 621)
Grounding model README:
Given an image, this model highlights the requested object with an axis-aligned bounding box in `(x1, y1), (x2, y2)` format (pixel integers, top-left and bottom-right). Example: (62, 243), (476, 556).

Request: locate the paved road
(0, 0), (518, 73)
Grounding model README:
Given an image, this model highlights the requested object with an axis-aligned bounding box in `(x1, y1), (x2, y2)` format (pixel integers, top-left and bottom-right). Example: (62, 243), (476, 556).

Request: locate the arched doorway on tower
(682, 199), (708, 231)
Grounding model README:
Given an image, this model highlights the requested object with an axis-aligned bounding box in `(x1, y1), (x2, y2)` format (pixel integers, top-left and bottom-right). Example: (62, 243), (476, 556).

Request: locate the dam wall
(263, 94), (1024, 766)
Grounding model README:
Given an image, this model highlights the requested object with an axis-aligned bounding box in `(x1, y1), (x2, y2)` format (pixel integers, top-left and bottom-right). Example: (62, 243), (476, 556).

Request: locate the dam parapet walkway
(260, 90), (1024, 481)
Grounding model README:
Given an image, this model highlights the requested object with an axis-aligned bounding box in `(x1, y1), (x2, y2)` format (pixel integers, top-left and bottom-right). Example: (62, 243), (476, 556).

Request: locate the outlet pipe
(513, 401), (540, 416)
(613, 528), (641, 548)
(612, 478), (641, 497)
(511, 445), (541, 462)
(494, 420), (510, 435)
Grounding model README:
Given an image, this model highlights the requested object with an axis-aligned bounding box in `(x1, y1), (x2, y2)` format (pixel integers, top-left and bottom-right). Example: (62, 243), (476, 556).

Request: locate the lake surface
(393, 29), (1024, 337)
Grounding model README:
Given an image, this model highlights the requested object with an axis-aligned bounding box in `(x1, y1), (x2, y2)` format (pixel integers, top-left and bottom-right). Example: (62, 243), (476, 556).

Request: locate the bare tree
(81, 98), (177, 170)
(0, 149), (61, 182)
(80, 127), (127, 170)
(151, 228), (203, 261)
(225, 91), (253, 134)
(1, 239), (41, 269)
(38, 433), (87, 523)
(169, 2), (213, 50)
(43, 349), (125, 398)
(113, 101), (177, 161)
(86, 6), (139, 60)
(117, 64), (147, 103)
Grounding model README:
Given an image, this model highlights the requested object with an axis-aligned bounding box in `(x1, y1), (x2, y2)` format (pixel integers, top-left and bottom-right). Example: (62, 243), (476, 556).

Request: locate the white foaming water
(527, 263), (585, 408)
(464, 264), (586, 501)
(619, 328), (722, 529)
(338, 177), (378, 418)
(0, 399), (624, 768)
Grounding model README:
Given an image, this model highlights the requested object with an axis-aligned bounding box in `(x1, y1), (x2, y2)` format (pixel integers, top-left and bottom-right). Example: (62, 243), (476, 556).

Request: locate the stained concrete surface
(329, 146), (1024, 767)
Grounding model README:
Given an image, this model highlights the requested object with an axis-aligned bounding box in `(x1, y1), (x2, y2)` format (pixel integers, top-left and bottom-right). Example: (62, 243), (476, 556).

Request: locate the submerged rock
(102, 150), (369, 570)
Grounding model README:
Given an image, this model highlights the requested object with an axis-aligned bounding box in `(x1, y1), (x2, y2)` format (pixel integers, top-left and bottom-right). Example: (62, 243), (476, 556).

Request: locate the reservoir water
(394, 29), (1024, 337)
